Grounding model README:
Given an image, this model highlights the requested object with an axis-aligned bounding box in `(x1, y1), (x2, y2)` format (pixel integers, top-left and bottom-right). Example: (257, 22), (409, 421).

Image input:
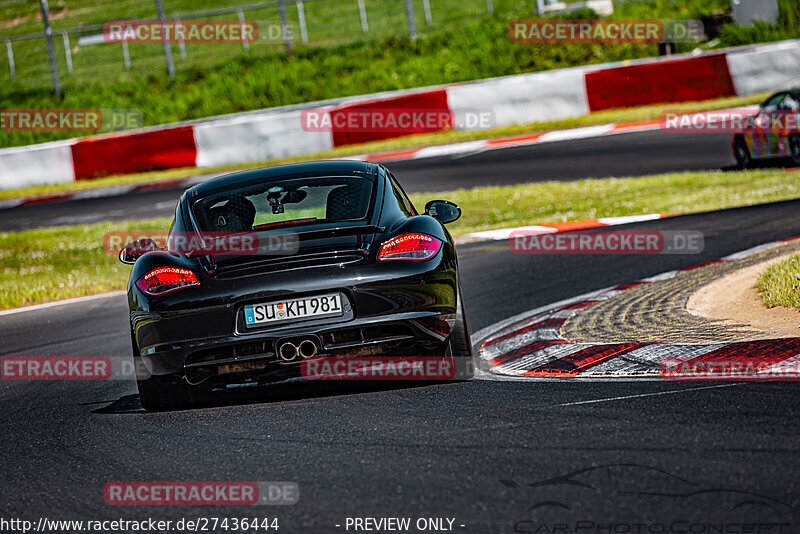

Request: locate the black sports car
(120, 160), (473, 410)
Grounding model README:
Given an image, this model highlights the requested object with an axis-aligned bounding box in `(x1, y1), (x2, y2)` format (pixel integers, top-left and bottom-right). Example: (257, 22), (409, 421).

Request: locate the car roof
(769, 88), (800, 98)
(187, 160), (381, 199)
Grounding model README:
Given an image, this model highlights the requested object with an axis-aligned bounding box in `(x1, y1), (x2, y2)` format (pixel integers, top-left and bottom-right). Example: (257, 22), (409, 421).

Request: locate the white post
(62, 31), (73, 73)
(6, 41), (15, 79)
(296, 0), (309, 44)
(358, 0), (369, 32)
(485, 0), (493, 15)
(176, 18), (187, 60)
(237, 9), (250, 52)
(122, 39), (131, 69)
(422, 0), (432, 25)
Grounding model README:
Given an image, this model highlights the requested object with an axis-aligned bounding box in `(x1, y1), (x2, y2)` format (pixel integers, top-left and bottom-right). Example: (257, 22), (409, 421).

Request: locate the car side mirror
(119, 238), (160, 265)
(425, 200), (461, 224)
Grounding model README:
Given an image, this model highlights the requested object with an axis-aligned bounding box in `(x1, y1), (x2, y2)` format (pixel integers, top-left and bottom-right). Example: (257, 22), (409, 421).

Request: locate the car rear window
(191, 176), (374, 233)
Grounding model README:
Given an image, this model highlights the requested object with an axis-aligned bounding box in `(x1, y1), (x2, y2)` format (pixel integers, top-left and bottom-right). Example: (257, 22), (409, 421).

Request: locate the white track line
(536, 124), (615, 143)
(0, 199), (24, 209)
(0, 291), (126, 316)
(71, 185), (136, 200)
(556, 383), (744, 406)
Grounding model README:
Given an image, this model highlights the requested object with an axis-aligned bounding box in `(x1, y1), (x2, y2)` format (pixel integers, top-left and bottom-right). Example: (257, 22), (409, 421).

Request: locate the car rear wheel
(734, 136), (751, 169)
(137, 373), (211, 411)
(447, 283), (474, 380)
(790, 134), (800, 167)
(131, 334), (212, 411)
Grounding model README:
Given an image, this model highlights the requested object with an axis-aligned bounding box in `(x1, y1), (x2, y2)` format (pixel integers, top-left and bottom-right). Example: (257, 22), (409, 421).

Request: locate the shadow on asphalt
(91, 380), (461, 415)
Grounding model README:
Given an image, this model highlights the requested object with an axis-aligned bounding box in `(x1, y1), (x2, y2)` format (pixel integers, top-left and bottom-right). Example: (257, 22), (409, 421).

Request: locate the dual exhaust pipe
(277, 338), (318, 361)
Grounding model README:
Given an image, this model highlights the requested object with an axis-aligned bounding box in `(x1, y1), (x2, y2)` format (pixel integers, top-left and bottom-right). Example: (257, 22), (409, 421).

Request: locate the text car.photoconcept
(120, 160), (473, 410)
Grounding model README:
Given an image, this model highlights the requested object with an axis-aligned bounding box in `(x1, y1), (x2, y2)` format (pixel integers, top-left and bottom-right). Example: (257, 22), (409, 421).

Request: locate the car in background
(119, 160), (472, 410)
(733, 89), (800, 169)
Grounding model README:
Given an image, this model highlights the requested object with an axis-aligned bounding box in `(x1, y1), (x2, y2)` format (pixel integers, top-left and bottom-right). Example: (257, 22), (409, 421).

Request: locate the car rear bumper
(140, 311), (455, 387)
(130, 260), (458, 384)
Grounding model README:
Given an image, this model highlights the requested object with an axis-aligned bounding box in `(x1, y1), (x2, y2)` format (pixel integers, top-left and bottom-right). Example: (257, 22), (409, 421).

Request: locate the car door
(775, 92), (800, 158)
(749, 93), (785, 159)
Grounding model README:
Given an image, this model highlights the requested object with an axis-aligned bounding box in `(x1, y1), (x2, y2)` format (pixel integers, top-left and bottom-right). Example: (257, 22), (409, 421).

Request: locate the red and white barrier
(726, 40), (800, 96)
(1, 39), (798, 190)
(447, 65), (592, 128)
(194, 110), (333, 168)
(329, 89), (451, 147)
(72, 126), (197, 178)
(585, 54), (736, 111)
(0, 141), (75, 190)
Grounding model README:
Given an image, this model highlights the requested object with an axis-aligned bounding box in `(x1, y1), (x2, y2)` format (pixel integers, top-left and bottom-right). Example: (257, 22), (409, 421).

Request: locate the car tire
(734, 136), (751, 170)
(137, 374), (205, 411)
(447, 282), (474, 380)
(790, 134), (800, 167)
(131, 334), (211, 411)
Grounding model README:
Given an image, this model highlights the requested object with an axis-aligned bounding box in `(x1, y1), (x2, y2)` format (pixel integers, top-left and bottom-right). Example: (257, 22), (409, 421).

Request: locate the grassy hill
(0, 0), (797, 149)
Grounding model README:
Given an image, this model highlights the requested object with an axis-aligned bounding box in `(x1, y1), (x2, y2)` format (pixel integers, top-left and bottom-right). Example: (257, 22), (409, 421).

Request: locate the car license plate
(244, 293), (343, 326)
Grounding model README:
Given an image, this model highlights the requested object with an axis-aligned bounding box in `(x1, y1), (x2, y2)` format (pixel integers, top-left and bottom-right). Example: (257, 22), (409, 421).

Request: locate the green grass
(0, 17), (663, 147)
(4, 166), (800, 310)
(1, 0), (517, 89)
(430, 167), (800, 235)
(758, 254), (800, 310)
(716, 0), (800, 47)
(0, 217), (168, 310)
(0, 91), (769, 201)
(3, 0), (796, 149)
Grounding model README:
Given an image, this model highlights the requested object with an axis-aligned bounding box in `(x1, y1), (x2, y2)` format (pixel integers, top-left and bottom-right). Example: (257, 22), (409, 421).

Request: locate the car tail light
(136, 267), (199, 296)
(378, 233), (442, 261)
